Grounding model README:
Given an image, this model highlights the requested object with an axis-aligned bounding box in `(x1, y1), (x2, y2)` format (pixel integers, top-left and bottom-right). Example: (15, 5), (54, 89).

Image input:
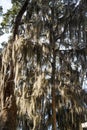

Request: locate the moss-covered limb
(0, 42), (17, 130)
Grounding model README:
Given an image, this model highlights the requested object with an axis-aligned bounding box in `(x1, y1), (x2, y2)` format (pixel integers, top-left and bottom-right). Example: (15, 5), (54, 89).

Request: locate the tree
(0, 0), (87, 130)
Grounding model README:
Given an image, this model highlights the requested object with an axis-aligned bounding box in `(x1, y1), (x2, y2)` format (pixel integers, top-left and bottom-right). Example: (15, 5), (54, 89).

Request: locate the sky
(0, 0), (12, 47)
(0, 0), (12, 13)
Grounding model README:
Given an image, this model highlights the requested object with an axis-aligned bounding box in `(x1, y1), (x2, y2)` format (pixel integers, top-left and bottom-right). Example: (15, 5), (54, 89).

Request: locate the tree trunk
(51, 32), (56, 129)
(50, 0), (57, 129)
(0, 53), (17, 130)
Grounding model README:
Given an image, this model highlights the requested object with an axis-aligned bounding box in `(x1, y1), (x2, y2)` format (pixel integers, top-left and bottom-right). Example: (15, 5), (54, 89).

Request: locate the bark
(52, 80), (56, 130)
(0, 55), (17, 130)
(0, 95), (17, 130)
(51, 54), (56, 130)
(51, 1), (56, 129)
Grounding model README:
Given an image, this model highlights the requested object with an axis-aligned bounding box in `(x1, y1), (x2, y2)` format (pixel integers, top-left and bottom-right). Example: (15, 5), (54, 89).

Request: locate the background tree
(0, 0), (87, 130)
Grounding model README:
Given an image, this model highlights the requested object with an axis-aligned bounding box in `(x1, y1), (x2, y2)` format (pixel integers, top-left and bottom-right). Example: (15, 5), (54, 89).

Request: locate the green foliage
(11, 0), (25, 4)
(1, 1), (21, 29)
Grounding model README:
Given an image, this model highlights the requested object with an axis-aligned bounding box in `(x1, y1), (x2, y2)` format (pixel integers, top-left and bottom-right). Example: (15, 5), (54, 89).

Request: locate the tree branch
(13, 0), (29, 41)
